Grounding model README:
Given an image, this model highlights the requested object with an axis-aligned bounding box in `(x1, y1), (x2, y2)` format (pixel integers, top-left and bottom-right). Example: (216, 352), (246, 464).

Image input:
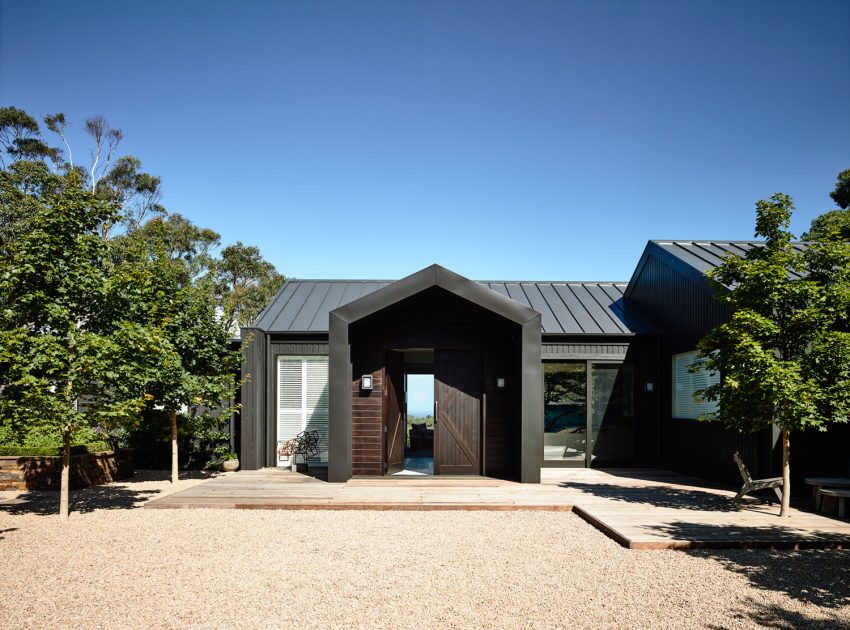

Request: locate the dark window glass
(590, 364), (634, 464)
(543, 363), (586, 461)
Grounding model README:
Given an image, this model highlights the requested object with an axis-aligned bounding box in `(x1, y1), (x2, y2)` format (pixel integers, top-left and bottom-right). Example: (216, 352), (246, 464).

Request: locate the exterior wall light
(644, 382), (654, 393)
(496, 377), (506, 390)
(361, 374), (373, 391)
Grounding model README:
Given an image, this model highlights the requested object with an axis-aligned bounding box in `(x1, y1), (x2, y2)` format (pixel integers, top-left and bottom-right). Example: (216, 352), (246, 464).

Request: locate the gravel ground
(1, 472), (848, 629)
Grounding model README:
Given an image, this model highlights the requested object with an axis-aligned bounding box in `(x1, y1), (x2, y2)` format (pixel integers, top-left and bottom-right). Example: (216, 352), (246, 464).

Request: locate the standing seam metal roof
(624, 240), (809, 299)
(652, 240), (806, 278)
(251, 279), (653, 335)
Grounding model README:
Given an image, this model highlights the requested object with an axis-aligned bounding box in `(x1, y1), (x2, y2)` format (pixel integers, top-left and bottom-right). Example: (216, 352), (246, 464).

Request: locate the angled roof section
(332, 264), (540, 327)
(625, 240), (807, 298)
(252, 280), (393, 333)
(251, 266), (653, 335)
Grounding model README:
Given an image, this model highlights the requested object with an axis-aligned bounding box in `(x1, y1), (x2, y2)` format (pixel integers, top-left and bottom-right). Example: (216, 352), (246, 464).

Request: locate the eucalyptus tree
(214, 242), (285, 334)
(131, 213), (220, 280)
(697, 194), (850, 517)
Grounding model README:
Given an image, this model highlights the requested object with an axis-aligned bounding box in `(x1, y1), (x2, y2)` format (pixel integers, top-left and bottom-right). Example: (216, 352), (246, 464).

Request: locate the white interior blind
(277, 356), (329, 465)
(672, 350), (719, 419)
(304, 358), (329, 463)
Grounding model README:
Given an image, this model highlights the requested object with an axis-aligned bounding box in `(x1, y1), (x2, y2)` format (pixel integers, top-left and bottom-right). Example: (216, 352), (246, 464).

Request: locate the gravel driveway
(1, 471), (848, 629)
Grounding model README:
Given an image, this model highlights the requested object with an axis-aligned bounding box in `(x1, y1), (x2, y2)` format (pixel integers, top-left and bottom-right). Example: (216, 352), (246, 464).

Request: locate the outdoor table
(805, 477), (850, 510)
(819, 489), (850, 518)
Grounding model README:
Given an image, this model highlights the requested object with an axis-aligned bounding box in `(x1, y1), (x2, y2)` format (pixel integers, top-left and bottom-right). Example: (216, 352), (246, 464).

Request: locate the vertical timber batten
(239, 327), (266, 470)
(329, 312), (353, 482)
(521, 313), (543, 483)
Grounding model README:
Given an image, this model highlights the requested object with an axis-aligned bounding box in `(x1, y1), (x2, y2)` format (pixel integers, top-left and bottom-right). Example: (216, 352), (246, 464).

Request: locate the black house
(237, 241), (849, 487)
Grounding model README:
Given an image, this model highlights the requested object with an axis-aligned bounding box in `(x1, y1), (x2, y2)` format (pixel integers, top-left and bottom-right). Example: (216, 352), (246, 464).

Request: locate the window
(543, 363), (587, 461)
(277, 356), (329, 465)
(672, 350), (719, 419)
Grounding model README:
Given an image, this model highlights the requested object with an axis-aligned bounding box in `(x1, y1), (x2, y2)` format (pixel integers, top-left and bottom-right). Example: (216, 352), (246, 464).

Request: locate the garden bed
(0, 449), (134, 491)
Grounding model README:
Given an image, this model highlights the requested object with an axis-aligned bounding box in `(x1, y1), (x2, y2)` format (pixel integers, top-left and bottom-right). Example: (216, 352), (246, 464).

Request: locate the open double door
(384, 349), (482, 476)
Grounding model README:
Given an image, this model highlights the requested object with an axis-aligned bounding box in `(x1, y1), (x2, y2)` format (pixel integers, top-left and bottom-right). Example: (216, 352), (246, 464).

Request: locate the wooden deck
(541, 469), (850, 549)
(145, 470), (571, 511)
(144, 467), (850, 549)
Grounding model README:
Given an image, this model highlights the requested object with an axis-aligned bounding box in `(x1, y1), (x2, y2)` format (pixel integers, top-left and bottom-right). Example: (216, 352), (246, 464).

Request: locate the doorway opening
(391, 348), (434, 476)
(402, 373), (434, 475)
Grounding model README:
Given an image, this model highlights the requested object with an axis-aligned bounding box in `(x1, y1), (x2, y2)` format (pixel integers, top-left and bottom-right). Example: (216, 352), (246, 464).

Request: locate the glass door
(590, 363), (634, 465)
(543, 363), (587, 463)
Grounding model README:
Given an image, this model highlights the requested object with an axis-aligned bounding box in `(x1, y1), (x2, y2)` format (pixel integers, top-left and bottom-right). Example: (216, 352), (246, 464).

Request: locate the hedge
(0, 442), (112, 457)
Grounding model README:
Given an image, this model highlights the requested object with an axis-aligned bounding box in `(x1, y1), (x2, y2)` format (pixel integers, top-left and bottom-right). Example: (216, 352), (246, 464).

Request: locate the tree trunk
(170, 409), (179, 485)
(59, 430), (71, 520)
(780, 428), (791, 517)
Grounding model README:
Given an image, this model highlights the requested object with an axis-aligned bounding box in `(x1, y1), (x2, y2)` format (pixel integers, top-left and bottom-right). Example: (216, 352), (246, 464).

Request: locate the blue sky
(407, 374), (434, 416)
(2, 0), (848, 282)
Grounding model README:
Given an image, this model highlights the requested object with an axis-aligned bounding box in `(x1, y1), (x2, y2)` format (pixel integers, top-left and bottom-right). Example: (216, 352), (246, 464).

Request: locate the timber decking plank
(143, 469), (850, 549)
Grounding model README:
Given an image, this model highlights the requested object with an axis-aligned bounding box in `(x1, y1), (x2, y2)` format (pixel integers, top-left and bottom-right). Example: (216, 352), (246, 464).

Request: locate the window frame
(671, 350), (719, 420)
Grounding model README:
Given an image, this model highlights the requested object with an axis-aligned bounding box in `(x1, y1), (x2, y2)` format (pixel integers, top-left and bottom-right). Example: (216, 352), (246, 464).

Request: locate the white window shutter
(277, 356), (329, 466)
(277, 358), (304, 465)
(304, 357), (329, 463)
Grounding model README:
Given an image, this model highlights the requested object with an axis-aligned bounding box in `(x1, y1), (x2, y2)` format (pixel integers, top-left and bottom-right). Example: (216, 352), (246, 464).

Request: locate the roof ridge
(284, 278), (630, 285)
(650, 239), (806, 244)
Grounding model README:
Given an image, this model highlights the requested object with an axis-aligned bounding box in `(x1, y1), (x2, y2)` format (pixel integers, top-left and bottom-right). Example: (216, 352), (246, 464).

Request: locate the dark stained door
(434, 350), (481, 475)
(384, 350), (405, 475)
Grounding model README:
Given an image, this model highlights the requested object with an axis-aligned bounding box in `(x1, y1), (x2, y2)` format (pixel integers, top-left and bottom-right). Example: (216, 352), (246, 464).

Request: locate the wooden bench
(819, 488), (850, 518)
(732, 451), (783, 506)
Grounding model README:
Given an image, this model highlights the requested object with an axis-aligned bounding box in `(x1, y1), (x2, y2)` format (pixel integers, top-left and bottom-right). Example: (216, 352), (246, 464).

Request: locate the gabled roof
(331, 264), (540, 328)
(251, 269), (654, 335)
(625, 240), (807, 297)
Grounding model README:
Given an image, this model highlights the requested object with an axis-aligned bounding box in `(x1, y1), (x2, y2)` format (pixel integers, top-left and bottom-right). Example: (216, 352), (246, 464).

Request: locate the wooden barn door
(384, 350), (405, 475)
(434, 350), (481, 475)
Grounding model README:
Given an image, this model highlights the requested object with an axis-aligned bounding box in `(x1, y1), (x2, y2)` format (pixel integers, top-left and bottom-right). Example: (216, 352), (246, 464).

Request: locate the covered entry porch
(328, 265), (543, 483)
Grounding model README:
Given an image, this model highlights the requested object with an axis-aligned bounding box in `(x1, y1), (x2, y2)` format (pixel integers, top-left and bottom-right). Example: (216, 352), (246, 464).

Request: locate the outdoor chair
(409, 422), (433, 452)
(278, 430), (321, 472)
(732, 451), (783, 506)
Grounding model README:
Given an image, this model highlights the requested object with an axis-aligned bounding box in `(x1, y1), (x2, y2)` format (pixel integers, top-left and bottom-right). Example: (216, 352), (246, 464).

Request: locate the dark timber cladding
(626, 241), (774, 482)
(329, 265), (542, 483)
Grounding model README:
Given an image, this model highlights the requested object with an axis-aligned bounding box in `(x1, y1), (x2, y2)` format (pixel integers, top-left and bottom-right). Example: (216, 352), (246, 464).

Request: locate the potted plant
(221, 453), (239, 472)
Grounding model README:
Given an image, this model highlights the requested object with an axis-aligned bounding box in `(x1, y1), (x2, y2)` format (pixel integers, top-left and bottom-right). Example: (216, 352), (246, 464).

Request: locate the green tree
(1, 107), (270, 490)
(697, 193), (850, 517)
(0, 106), (60, 165)
(121, 224), (240, 483)
(158, 285), (240, 484)
(130, 213), (220, 279)
(803, 168), (850, 242)
(214, 242), (285, 333)
(0, 181), (166, 519)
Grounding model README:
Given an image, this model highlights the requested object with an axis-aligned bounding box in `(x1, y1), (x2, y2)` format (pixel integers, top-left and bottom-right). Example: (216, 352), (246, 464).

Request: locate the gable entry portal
(328, 265), (543, 483)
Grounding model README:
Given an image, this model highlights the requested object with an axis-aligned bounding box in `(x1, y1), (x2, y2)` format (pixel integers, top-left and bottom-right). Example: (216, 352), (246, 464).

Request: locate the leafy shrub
(0, 442), (111, 456)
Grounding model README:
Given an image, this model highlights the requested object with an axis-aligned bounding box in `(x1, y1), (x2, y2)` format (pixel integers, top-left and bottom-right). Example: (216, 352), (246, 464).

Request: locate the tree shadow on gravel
(0, 485), (161, 516)
(557, 481), (743, 511)
(708, 598), (849, 630)
(0, 470), (216, 517)
(682, 535), (850, 611)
